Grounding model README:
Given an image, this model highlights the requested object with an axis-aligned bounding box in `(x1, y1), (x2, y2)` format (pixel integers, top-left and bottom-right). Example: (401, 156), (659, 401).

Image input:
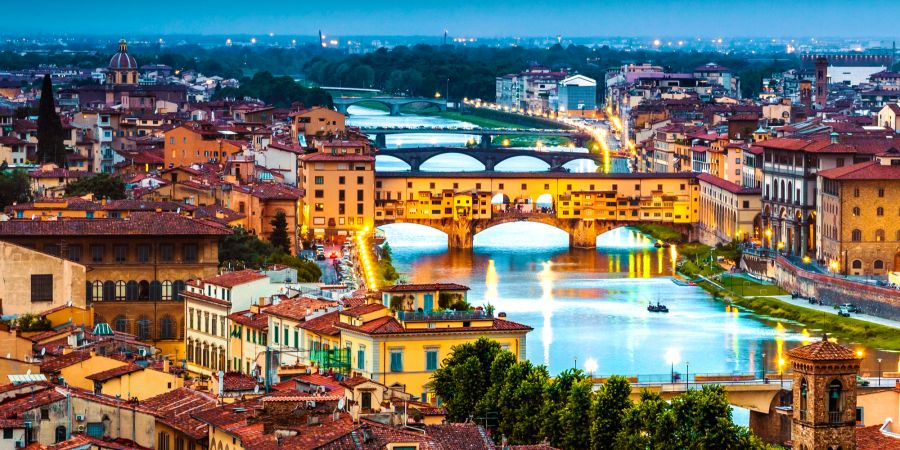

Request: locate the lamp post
(878, 358), (883, 387)
(665, 348), (680, 384)
(762, 352), (767, 382)
(685, 361), (690, 391)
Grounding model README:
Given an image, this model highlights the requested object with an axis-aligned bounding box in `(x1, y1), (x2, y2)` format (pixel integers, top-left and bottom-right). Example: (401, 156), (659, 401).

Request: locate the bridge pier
(448, 219), (474, 249)
(375, 133), (387, 149)
(389, 104), (402, 116)
(568, 220), (601, 248)
(479, 134), (492, 149)
(336, 104), (348, 115)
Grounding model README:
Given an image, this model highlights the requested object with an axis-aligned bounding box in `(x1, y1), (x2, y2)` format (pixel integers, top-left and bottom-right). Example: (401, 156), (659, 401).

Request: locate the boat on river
(647, 302), (669, 313)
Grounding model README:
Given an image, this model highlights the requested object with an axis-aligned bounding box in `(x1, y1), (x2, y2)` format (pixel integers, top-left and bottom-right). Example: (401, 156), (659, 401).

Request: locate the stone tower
(799, 79), (812, 109)
(788, 336), (861, 450)
(815, 57), (828, 108)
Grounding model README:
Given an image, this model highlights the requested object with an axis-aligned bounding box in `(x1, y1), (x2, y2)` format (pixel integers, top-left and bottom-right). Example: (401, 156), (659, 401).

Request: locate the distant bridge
(376, 147), (602, 171)
(333, 96), (447, 115)
(360, 127), (588, 148)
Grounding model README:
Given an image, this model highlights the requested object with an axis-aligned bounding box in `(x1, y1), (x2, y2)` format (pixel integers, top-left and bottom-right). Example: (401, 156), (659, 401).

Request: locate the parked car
(838, 307), (851, 317)
(840, 303), (862, 313)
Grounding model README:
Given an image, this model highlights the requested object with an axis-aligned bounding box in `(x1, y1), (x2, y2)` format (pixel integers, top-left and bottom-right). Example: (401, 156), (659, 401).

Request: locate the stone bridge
(360, 127), (588, 148)
(376, 212), (695, 249)
(333, 96), (447, 115)
(376, 147), (603, 171)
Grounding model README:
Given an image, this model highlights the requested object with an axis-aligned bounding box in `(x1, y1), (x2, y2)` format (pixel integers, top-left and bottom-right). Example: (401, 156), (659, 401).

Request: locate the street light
(777, 357), (785, 388)
(762, 352), (767, 382)
(584, 357), (598, 379)
(878, 358), (883, 386)
(685, 361), (690, 390)
(665, 348), (680, 383)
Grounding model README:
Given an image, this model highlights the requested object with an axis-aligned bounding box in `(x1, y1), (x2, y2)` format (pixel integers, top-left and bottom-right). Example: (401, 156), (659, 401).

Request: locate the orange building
(163, 123), (246, 169)
(289, 107), (346, 145)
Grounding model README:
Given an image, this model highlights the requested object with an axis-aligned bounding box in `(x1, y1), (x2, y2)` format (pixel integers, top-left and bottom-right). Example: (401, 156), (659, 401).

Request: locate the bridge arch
(493, 155), (552, 172)
(419, 153), (486, 172)
(374, 155), (412, 171)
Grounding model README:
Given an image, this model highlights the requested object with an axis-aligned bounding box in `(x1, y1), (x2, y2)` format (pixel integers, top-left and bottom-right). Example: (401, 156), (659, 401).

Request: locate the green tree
(615, 390), (676, 449)
(270, 252), (322, 282)
(541, 369), (585, 446)
(669, 385), (765, 449)
(0, 169), (33, 209)
(268, 211), (291, 253)
(509, 364), (551, 444)
(431, 337), (504, 422)
(64, 173), (126, 199)
(219, 227), (277, 268)
(559, 378), (594, 450)
(36, 74), (66, 166)
(589, 375), (633, 450)
(16, 313), (52, 332)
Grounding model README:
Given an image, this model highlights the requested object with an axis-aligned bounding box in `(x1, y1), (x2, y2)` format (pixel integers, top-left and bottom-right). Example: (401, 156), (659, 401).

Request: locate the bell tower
(788, 336), (861, 450)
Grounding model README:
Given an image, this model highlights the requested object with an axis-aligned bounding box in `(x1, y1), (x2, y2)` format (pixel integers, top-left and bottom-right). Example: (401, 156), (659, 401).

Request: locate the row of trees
(213, 71), (332, 108)
(432, 338), (770, 450)
(64, 173), (127, 199)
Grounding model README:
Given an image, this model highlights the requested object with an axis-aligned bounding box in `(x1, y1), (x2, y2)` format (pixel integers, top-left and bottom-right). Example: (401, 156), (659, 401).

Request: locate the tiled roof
(266, 296), (338, 321)
(40, 350), (93, 372)
(227, 309), (270, 329)
(220, 372), (260, 391)
(857, 424), (900, 450)
(336, 316), (532, 336)
(787, 339), (859, 361)
(298, 311), (341, 336)
(341, 303), (387, 317)
(300, 153), (375, 162)
(203, 269), (268, 288)
(381, 283), (470, 293)
(141, 388), (218, 439)
(28, 168), (94, 179)
(0, 212), (232, 236)
(697, 173), (760, 195)
(249, 183), (303, 200)
(86, 363), (143, 381)
(818, 160), (900, 181)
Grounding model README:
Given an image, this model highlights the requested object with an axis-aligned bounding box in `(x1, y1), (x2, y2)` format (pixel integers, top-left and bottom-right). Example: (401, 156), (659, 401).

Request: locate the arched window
(874, 260), (885, 270)
(852, 260), (862, 269)
(103, 281), (116, 301)
(149, 281), (162, 300)
(799, 378), (808, 421)
(92, 281), (103, 301)
(138, 281), (150, 300)
(161, 281), (173, 300)
(173, 280), (186, 300)
(136, 315), (152, 340)
(787, 181), (793, 203)
(876, 229), (885, 242)
(877, 207), (884, 216)
(159, 315), (175, 340)
(55, 426), (67, 443)
(126, 281), (139, 301)
(828, 379), (844, 423)
(852, 207), (860, 216)
(113, 315), (128, 333)
(851, 229), (861, 241)
(115, 281), (127, 301)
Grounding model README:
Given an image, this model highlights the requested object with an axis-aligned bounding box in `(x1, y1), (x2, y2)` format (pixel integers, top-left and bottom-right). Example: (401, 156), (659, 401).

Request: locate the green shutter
(274, 325), (279, 344)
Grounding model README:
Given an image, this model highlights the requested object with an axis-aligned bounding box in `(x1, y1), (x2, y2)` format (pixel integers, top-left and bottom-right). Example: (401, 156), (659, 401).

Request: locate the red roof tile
(0, 212), (232, 236)
(817, 159), (900, 180)
(787, 338), (859, 361)
(141, 388), (218, 439)
(85, 363), (143, 381)
(203, 269), (268, 288)
(265, 297), (338, 321)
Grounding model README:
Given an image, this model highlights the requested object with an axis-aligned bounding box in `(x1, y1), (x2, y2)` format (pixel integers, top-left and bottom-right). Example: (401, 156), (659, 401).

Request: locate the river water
(350, 107), (896, 422)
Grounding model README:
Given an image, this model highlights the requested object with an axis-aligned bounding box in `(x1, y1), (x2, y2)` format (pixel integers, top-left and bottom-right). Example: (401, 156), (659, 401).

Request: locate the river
(350, 106), (896, 423)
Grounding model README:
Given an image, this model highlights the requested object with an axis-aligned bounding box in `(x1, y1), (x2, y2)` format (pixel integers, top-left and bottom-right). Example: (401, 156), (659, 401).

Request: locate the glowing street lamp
(777, 357), (785, 388)
(665, 348), (680, 383)
(584, 357), (598, 378)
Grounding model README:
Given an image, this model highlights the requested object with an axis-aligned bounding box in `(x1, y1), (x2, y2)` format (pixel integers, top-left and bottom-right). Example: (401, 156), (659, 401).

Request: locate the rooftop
(0, 212), (232, 237)
(202, 269), (268, 288)
(787, 338), (860, 362)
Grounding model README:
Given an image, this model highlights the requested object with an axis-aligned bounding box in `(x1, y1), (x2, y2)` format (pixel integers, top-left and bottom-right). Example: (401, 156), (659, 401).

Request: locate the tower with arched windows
(789, 336), (861, 450)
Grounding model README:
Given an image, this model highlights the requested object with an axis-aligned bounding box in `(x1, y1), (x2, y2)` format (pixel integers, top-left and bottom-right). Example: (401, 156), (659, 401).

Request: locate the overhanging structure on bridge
(333, 96), (448, 116)
(373, 171), (699, 249)
(359, 127), (589, 148)
(376, 147), (603, 171)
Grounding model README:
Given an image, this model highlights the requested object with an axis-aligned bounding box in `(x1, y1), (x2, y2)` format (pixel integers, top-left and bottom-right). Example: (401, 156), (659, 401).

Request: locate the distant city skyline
(9, 0), (900, 39)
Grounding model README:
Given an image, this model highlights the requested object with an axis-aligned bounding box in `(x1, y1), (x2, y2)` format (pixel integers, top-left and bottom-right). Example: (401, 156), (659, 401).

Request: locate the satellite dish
(337, 398), (345, 410)
(66, 301), (72, 307)
(41, 348), (46, 356)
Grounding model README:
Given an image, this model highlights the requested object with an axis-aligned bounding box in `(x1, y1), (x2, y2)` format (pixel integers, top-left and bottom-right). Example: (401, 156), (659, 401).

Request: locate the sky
(7, 0), (900, 38)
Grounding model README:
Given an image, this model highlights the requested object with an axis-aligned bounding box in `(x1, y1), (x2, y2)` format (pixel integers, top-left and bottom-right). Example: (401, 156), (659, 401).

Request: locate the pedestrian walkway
(764, 295), (900, 329)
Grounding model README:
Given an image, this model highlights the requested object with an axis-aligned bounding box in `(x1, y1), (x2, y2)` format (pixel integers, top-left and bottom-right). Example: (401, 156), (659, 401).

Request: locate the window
(338, 176), (345, 185)
(851, 229), (861, 242)
(162, 281), (173, 300)
(314, 176), (324, 184)
(31, 275), (53, 302)
(876, 229), (885, 242)
(114, 315), (128, 333)
(314, 189), (324, 198)
(874, 260), (885, 270)
(425, 349), (438, 371)
(357, 345), (365, 370)
(183, 244), (198, 262)
(878, 188), (885, 197)
(68, 246), (82, 262)
(91, 245), (104, 263)
(338, 190), (345, 201)
(357, 190), (364, 201)
(274, 325), (279, 344)
(853, 187), (860, 197)
(877, 207), (884, 216)
(390, 349), (403, 372)
(828, 379), (844, 423)
(160, 244), (174, 262)
(799, 378), (808, 421)
(852, 260), (862, 269)
(137, 316), (151, 340)
(114, 245), (127, 262)
(137, 245), (151, 263)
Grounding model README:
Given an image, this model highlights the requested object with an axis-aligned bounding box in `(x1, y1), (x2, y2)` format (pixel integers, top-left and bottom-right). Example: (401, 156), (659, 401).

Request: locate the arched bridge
(373, 171), (700, 249)
(376, 147), (603, 171)
(333, 96), (447, 115)
(360, 127), (588, 148)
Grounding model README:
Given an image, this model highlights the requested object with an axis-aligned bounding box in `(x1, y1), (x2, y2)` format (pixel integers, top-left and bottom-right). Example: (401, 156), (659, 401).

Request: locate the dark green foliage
(36, 75), (66, 166)
(64, 173), (126, 200)
(218, 228), (320, 282)
(269, 252), (322, 282)
(214, 71), (332, 108)
(268, 211), (291, 253)
(438, 292), (469, 311)
(433, 342), (771, 449)
(0, 169), (33, 209)
(17, 313), (52, 332)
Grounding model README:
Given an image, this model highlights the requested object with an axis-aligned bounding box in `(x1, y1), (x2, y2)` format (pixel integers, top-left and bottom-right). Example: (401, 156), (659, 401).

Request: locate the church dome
(108, 39), (138, 70)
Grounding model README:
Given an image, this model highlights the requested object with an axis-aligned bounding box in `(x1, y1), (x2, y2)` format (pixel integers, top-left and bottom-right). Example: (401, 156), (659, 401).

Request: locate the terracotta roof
(380, 283), (470, 293)
(787, 338), (860, 361)
(227, 309), (270, 329)
(28, 168), (94, 179)
(203, 269), (268, 288)
(40, 350), (93, 372)
(265, 296), (338, 321)
(86, 363), (144, 381)
(817, 159), (900, 181)
(298, 311), (341, 336)
(141, 388), (218, 439)
(341, 303), (387, 317)
(300, 153), (375, 162)
(249, 183), (303, 200)
(337, 316), (532, 336)
(857, 424), (900, 450)
(697, 173), (760, 195)
(0, 212), (232, 236)
(220, 372), (260, 392)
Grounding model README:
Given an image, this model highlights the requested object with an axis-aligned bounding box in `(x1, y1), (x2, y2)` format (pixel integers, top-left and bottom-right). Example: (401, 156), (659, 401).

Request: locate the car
(840, 303), (862, 313)
(837, 307), (851, 317)
(316, 253), (326, 261)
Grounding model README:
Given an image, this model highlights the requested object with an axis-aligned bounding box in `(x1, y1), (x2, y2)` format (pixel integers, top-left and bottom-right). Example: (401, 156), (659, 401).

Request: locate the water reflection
(379, 222), (894, 380)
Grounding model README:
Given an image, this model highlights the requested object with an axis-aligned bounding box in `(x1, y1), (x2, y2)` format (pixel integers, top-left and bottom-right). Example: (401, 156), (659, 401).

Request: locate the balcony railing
(397, 310), (492, 321)
(828, 411), (843, 423)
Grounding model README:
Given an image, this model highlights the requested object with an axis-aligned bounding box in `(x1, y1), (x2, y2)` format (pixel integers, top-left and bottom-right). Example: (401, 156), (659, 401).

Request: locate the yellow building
(27, 164), (94, 198)
(289, 106), (346, 144)
(227, 305), (270, 376)
(0, 240), (87, 317)
(299, 149), (375, 243)
(697, 173), (762, 246)
(86, 360), (184, 400)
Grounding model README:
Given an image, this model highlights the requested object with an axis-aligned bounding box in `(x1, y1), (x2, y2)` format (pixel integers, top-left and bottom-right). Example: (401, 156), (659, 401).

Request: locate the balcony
(397, 310), (492, 322)
(828, 411), (843, 423)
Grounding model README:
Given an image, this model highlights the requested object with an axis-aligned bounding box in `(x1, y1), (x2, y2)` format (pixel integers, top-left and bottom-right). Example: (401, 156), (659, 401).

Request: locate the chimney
(830, 132), (839, 144)
(162, 358), (170, 373)
(497, 312), (507, 321)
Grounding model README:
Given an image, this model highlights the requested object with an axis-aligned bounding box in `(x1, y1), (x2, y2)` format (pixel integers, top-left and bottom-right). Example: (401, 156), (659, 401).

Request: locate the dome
(108, 39), (138, 70)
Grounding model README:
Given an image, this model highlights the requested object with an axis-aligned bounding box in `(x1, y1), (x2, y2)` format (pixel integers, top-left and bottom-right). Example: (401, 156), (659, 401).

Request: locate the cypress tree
(36, 74), (66, 167)
(268, 211), (292, 253)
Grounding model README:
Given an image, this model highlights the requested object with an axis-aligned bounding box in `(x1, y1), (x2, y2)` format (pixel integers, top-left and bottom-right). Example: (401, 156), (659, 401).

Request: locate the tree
(541, 369), (586, 447)
(268, 211), (291, 253)
(431, 338), (504, 422)
(0, 169), (33, 209)
(16, 313), (52, 332)
(64, 173), (126, 200)
(219, 227), (277, 268)
(270, 252), (322, 282)
(559, 378), (594, 450)
(589, 375), (633, 450)
(36, 74), (66, 166)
